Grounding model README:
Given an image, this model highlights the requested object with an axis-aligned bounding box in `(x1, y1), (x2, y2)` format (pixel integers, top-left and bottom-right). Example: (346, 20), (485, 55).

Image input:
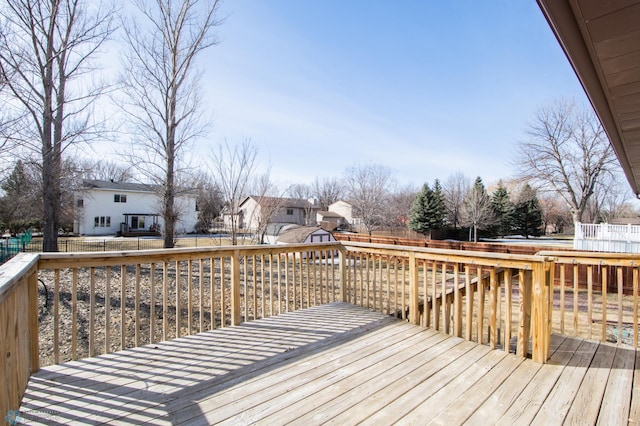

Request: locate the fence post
(408, 252), (420, 325)
(230, 250), (241, 326)
(531, 259), (553, 363)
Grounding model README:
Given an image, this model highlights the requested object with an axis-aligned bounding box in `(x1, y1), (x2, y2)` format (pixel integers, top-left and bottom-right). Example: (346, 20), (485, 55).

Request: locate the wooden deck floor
(19, 302), (640, 425)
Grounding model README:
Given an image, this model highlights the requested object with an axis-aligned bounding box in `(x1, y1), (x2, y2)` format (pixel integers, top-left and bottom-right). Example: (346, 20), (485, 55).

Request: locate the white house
(228, 196), (319, 232)
(74, 180), (197, 236)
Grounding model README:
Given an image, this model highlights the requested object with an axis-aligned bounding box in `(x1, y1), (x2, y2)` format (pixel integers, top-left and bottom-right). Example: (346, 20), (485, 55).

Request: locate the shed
(276, 226), (336, 244)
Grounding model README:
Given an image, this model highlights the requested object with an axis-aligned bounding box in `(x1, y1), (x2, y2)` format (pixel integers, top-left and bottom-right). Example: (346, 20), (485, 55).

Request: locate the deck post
(531, 259), (552, 363)
(230, 251), (241, 326)
(408, 252), (420, 325)
(339, 247), (348, 303)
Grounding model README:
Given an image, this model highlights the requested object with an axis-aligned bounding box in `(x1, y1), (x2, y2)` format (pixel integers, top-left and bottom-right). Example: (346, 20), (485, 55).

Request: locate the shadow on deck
(19, 303), (640, 425)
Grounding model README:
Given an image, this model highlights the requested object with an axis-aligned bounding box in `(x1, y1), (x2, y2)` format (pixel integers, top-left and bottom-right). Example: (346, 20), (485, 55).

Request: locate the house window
(77, 199), (84, 208)
(94, 216), (111, 228)
(114, 194), (127, 203)
(286, 208), (294, 215)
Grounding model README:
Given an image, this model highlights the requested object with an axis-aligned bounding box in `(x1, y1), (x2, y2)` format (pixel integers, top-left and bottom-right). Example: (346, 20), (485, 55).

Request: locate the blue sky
(197, 1), (587, 188)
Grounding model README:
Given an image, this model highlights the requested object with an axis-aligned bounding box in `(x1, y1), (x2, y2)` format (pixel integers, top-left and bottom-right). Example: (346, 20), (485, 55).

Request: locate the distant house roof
(608, 218), (640, 226)
(277, 226), (333, 244)
(82, 179), (156, 193)
(240, 196), (317, 209)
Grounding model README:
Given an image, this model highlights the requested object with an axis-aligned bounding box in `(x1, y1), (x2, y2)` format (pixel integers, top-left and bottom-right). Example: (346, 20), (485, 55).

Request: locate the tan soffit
(537, 0), (640, 196)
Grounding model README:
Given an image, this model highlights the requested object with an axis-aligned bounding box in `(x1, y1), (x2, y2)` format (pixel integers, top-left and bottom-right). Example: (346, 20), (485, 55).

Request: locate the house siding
(74, 185), (197, 236)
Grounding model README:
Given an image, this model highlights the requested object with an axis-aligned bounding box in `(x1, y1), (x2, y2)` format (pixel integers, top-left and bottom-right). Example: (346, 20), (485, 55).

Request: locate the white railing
(574, 222), (640, 253)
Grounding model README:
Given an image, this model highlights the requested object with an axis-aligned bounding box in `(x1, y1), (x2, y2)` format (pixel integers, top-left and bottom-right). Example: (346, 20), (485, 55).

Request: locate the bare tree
(209, 139), (258, 245)
(384, 184), (417, 234)
(287, 183), (317, 225)
(514, 98), (618, 224)
(74, 158), (135, 182)
(191, 170), (223, 233)
(462, 177), (494, 242)
(312, 177), (344, 211)
(443, 171), (469, 229)
(344, 163), (394, 236)
(539, 192), (572, 234)
(0, 0), (116, 250)
(120, 0), (222, 248)
(250, 172), (286, 244)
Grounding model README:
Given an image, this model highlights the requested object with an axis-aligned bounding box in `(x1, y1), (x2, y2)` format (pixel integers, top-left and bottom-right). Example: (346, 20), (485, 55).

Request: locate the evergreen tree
(408, 180), (446, 237)
(513, 185), (544, 238)
(431, 179), (446, 230)
(409, 183), (432, 236)
(491, 180), (515, 237)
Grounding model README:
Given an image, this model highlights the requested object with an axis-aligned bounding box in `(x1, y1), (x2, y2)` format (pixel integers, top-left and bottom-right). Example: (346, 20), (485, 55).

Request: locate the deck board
(19, 302), (639, 425)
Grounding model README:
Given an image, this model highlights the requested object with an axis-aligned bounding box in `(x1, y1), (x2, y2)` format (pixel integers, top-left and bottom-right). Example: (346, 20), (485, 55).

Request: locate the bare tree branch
(513, 98), (618, 224)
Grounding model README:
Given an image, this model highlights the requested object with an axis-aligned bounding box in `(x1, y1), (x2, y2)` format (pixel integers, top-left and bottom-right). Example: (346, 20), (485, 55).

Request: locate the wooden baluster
(432, 261), (438, 330)
(477, 267), (484, 344)
(231, 251), (241, 326)
(187, 259), (193, 335)
(504, 269), (512, 353)
(214, 257), (219, 330)
(409, 252), (419, 325)
(442, 262), (449, 334)
(199, 259), (204, 332)
(601, 265), (607, 342)
(176, 261), (181, 337)
(465, 265), (473, 341)
(54, 269), (60, 364)
(253, 255), (258, 319)
(220, 257), (226, 326)
(633, 267), (638, 348)
(244, 255), (249, 318)
(559, 264), (565, 335)
(618, 266), (623, 345)
(89, 267), (96, 356)
(517, 269), (532, 358)
(135, 264), (140, 346)
(453, 264), (461, 337)
(573, 264), (579, 336)
(121, 264), (127, 349)
(150, 263), (155, 343)
(163, 262), (169, 338)
(268, 254), (273, 316)
(489, 267), (497, 349)
(423, 260), (429, 328)
(587, 265), (593, 340)
(71, 268), (78, 360)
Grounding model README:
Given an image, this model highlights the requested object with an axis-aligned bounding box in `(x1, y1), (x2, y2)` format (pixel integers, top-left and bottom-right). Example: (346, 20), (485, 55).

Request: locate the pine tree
(431, 179), (446, 230)
(491, 181), (515, 237)
(513, 185), (544, 238)
(408, 180), (446, 237)
(409, 183), (432, 236)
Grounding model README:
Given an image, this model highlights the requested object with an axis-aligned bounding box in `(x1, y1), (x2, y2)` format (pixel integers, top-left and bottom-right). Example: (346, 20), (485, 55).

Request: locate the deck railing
(574, 222), (640, 253)
(4, 241), (640, 421)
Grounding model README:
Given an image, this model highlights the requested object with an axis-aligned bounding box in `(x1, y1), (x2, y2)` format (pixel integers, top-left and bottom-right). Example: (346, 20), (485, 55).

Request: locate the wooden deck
(19, 302), (640, 425)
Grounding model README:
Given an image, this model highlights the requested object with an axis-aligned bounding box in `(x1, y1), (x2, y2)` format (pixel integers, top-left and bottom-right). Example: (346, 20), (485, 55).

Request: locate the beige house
(231, 196), (319, 232)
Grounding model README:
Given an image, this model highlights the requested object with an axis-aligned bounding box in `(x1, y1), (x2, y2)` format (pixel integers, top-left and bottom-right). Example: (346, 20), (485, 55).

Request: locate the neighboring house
(74, 179), (197, 236)
(316, 210), (346, 231)
(327, 201), (364, 232)
(232, 196), (319, 232)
